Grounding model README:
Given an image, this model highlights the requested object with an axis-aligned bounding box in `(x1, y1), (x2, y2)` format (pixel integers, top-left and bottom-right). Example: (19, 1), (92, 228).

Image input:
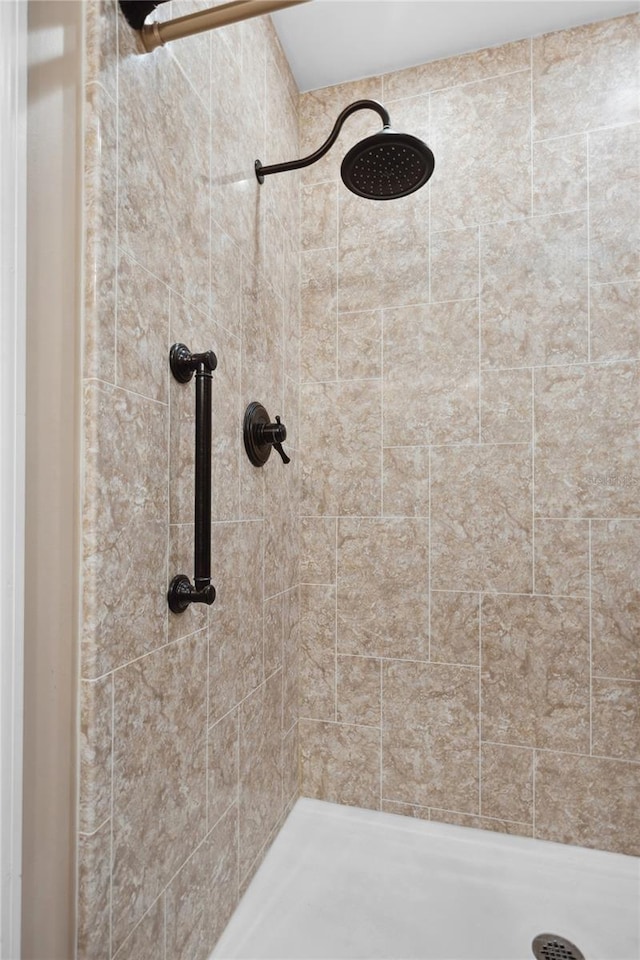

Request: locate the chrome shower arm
(255, 100), (392, 182)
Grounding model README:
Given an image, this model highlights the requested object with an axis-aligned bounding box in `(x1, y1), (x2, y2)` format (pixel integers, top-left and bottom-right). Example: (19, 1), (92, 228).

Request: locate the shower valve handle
(243, 403), (291, 467)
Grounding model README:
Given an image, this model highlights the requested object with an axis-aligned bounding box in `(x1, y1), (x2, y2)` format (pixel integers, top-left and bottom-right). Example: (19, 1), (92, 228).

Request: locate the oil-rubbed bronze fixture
(243, 402), (290, 467)
(256, 99), (435, 201)
(167, 343), (217, 614)
(119, 0), (310, 53)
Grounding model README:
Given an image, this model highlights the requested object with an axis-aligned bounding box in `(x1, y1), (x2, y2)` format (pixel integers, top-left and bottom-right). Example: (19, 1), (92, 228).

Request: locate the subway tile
(533, 519), (590, 598)
(430, 591), (480, 666)
(532, 15), (640, 139)
(382, 447), (430, 518)
(593, 679), (640, 763)
(337, 518), (429, 660)
(481, 368), (532, 444)
(337, 656), (382, 726)
(300, 720), (381, 808)
(591, 519), (640, 681)
(111, 633), (208, 952)
(300, 584), (336, 722)
(430, 71), (531, 231)
(164, 806), (239, 960)
(481, 742), (534, 824)
(383, 301), (479, 445)
(532, 135), (588, 215)
(481, 211), (589, 368)
(430, 444), (532, 593)
(535, 752), (640, 856)
(300, 380), (382, 516)
(481, 595), (590, 752)
(300, 248), (337, 383)
(534, 362), (639, 518)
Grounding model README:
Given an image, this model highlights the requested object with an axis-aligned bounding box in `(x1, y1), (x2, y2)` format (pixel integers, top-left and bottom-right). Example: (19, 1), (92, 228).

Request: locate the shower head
(255, 99), (434, 200)
(341, 127), (434, 201)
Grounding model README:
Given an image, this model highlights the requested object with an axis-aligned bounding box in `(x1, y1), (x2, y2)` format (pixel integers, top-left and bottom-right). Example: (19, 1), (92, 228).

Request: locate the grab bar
(167, 343), (217, 614)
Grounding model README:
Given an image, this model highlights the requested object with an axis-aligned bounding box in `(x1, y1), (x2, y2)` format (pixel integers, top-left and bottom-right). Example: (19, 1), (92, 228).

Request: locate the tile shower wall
(298, 14), (640, 857)
(78, 2), (300, 957)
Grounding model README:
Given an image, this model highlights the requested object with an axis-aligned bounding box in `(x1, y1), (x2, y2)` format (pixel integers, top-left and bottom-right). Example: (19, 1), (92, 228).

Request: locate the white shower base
(212, 798), (640, 960)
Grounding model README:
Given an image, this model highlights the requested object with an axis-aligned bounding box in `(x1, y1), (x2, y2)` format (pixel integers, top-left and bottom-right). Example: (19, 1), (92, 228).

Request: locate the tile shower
(78, 4), (639, 959)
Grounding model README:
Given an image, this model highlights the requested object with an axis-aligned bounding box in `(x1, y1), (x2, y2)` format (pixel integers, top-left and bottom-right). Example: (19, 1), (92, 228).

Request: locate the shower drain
(532, 933), (586, 960)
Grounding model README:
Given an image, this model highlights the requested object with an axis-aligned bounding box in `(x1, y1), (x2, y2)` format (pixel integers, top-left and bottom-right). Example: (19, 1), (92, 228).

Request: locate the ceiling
(271, 0), (639, 92)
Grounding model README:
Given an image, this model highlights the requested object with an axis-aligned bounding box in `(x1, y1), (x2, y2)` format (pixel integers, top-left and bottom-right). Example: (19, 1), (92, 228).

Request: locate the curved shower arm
(255, 99), (392, 182)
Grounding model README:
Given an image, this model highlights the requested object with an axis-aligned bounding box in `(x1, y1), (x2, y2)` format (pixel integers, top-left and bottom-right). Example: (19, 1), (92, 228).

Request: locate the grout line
(532, 749), (537, 838)
(334, 519), (338, 722)
(109, 672), (115, 958)
(586, 130), (592, 363)
(529, 38), (534, 217)
(427, 446), (432, 662)
(531, 367), (536, 594)
(379, 657), (383, 809)
(588, 519), (593, 755)
(478, 224), (482, 443)
(478, 592), (483, 815)
(77, 814), (111, 841)
(84, 376), (169, 408)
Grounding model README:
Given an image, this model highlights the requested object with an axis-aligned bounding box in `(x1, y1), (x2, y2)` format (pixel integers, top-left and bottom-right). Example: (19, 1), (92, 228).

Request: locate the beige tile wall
(299, 13), (640, 857)
(78, 2), (300, 956)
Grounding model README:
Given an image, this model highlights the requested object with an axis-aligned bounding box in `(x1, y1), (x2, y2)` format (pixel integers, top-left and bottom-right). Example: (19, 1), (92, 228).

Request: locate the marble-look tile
(300, 517), (336, 584)
(430, 227), (479, 302)
(337, 656), (381, 726)
(118, 47), (210, 309)
(593, 679), (640, 763)
(299, 77), (384, 185)
(211, 229), (244, 340)
(591, 519), (640, 681)
(532, 15), (640, 140)
(300, 584), (336, 721)
(481, 743), (533, 824)
(242, 265), (282, 420)
(381, 799), (431, 821)
(112, 899), (164, 960)
(534, 362), (639, 517)
(112, 632), (208, 952)
(239, 672), (283, 877)
(338, 189), (429, 312)
(384, 39), (530, 100)
(116, 251), (169, 403)
(386, 94), (430, 146)
(589, 124), (640, 284)
(85, 0), (118, 95)
(263, 448), (298, 598)
(534, 519), (589, 597)
(337, 518), (429, 660)
(383, 660), (479, 736)
(481, 211), (589, 367)
(300, 720), (381, 808)
(382, 447), (430, 518)
(481, 368), (532, 444)
(209, 522), (264, 722)
(208, 711), (239, 829)
(481, 595), (590, 751)
(430, 71), (531, 232)
(430, 591), (480, 666)
(382, 725), (479, 814)
(168, 524), (208, 643)
(532, 135), (587, 215)
(300, 380), (382, 517)
(283, 239), (301, 384)
(300, 248), (337, 383)
(164, 0), (211, 108)
(84, 82), (116, 384)
(383, 301), (479, 445)
(80, 677), (113, 835)
(338, 310), (382, 381)
(590, 281), (640, 362)
(82, 381), (168, 678)
(77, 822), (111, 960)
(264, 593), (284, 677)
(282, 587), (299, 734)
(430, 445), (532, 593)
(165, 806), (239, 960)
(301, 181), (338, 251)
(535, 752), (640, 856)
(283, 722), (299, 805)
(430, 809), (533, 838)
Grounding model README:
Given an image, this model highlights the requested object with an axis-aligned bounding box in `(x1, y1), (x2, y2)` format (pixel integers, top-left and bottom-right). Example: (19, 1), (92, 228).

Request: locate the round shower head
(341, 127), (434, 200)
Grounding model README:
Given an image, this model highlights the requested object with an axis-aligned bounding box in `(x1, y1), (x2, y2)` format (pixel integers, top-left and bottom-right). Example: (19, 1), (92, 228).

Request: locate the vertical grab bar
(167, 342), (217, 613)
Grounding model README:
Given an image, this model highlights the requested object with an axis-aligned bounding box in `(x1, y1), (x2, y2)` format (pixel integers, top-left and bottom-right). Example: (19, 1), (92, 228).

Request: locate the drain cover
(532, 933), (585, 960)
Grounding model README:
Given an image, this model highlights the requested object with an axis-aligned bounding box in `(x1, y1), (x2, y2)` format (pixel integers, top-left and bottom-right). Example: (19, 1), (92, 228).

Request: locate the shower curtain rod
(119, 0), (311, 53)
